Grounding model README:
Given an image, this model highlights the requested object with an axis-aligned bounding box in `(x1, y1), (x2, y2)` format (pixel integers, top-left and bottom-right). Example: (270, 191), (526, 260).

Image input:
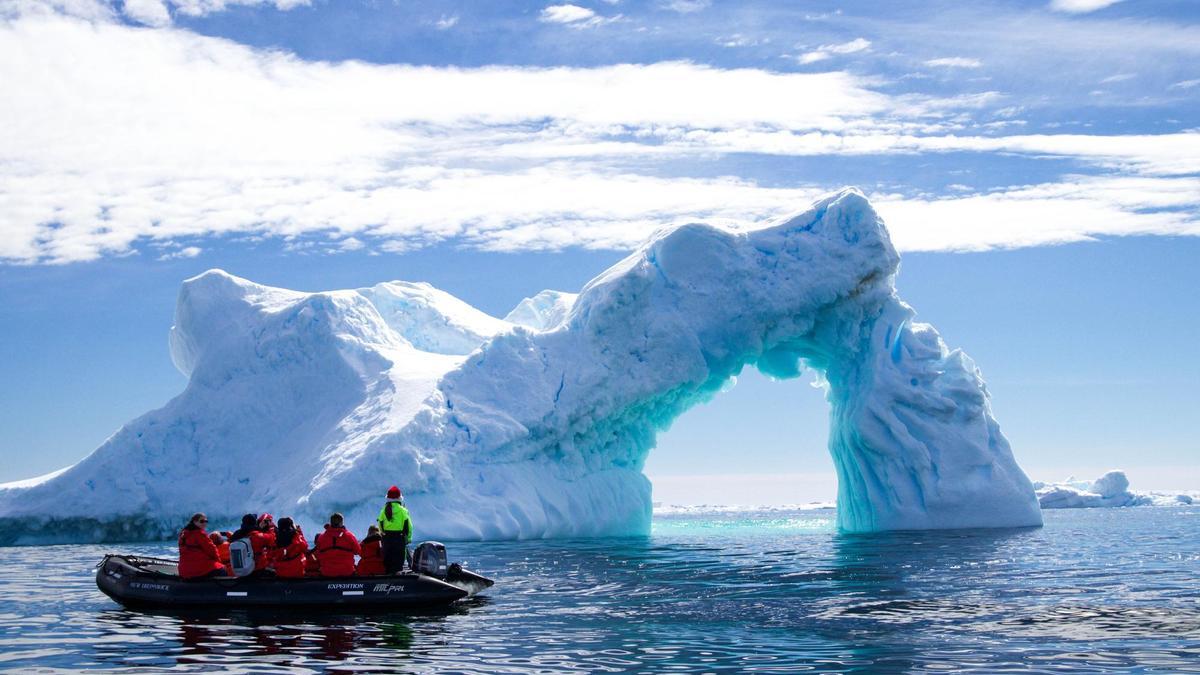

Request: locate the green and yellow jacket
(378, 499), (412, 541)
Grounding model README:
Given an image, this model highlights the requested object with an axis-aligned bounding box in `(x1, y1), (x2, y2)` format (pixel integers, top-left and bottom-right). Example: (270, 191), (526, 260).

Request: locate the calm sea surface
(1, 507), (1198, 673)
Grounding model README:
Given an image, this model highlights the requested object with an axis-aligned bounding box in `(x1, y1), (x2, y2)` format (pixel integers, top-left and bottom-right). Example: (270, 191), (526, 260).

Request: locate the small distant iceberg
(1035, 470), (1195, 509)
(653, 503), (836, 516)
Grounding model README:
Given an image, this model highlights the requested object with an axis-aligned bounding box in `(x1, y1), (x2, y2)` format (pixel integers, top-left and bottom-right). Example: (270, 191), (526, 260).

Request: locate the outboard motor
(412, 541), (448, 578)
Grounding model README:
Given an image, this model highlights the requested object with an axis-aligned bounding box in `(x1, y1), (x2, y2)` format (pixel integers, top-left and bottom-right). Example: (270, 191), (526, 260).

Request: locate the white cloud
(539, 3), (619, 28)
(877, 176), (1200, 252)
(434, 14), (458, 30)
(540, 4), (593, 23)
(717, 33), (767, 48)
(170, 0), (309, 18)
(338, 237), (364, 252)
(0, 16), (891, 262)
(121, 0), (170, 26)
(660, 0), (709, 13)
(157, 245), (202, 260)
(488, 128), (1200, 177)
(1, 13), (1197, 264)
(1170, 78), (1200, 90)
(0, 0), (114, 21)
(1048, 0), (1124, 13)
(7, 0), (310, 26)
(925, 57), (982, 68)
(1099, 73), (1135, 83)
(798, 37), (870, 64)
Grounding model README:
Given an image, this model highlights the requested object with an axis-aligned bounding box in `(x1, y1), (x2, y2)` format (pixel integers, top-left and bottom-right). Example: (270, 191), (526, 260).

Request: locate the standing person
(315, 513), (360, 577)
(271, 517), (308, 578)
(178, 513), (227, 579)
(377, 485), (412, 574)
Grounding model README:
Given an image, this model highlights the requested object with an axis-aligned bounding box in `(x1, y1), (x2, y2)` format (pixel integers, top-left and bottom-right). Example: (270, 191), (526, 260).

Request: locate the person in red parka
(304, 546), (322, 577)
(210, 532), (231, 566)
(258, 514), (277, 546)
(230, 514), (274, 574)
(178, 513), (227, 579)
(355, 525), (386, 576)
(256, 513), (277, 571)
(315, 512), (361, 577)
(270, 517), (308, 578)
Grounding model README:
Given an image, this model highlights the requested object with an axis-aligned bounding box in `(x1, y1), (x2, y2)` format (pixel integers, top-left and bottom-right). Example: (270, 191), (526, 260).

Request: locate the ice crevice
(0, 188), (1043, 545)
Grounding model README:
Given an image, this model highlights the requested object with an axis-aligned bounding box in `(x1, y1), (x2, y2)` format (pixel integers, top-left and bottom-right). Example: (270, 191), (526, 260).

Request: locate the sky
(0, 0), (1197, 503)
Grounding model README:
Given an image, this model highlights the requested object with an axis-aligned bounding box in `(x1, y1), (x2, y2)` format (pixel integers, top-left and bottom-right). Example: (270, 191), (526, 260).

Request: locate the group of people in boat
(178, 485), (413, 580)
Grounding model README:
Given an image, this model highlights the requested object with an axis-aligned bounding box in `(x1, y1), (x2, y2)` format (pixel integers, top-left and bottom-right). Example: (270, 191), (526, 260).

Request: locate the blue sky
(0, 0), (1197, 500)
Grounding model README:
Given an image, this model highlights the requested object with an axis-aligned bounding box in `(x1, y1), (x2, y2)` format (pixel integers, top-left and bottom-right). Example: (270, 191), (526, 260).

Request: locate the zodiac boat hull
(96, 554), (492, 609)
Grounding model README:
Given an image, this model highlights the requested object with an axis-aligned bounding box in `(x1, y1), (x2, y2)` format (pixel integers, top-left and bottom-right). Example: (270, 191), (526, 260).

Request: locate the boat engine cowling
(412, 541), (449, 578)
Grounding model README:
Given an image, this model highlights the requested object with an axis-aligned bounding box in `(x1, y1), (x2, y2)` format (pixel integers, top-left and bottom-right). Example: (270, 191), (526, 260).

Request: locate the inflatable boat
(96, 551), (493, 610)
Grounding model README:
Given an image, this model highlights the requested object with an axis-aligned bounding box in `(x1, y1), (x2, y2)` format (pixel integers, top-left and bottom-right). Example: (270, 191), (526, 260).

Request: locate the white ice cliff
(0, 189), (1043, 544)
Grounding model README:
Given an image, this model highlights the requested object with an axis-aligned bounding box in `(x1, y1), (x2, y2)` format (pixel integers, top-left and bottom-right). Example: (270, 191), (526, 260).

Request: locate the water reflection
(2, 509), (1198, 673)
(820, 529), (1028, 672)
(84, 604), (447, 671)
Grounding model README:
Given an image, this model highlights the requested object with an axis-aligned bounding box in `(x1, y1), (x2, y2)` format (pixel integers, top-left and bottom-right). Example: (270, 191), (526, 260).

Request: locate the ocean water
(1, 507), (1198, 673)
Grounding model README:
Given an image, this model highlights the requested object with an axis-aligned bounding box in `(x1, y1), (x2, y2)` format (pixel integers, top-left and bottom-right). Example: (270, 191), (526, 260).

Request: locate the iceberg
(0, 188), (1043, 545)
(1035, 470), (1194, 508)
(504, 290), (577, 331)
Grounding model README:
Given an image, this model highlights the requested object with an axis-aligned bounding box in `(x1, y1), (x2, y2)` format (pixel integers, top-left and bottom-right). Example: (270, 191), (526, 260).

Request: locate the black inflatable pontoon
(96, 554), (493, 609)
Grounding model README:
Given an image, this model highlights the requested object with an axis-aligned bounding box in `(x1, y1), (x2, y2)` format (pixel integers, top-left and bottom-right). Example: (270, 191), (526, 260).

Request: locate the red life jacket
(315, 525), (360, 577)
(253, 530), (275, 571)
(178, 526), (226, 579)
(304, 549), (322, 577)
(272, 531), (308, 578)
(355, 535), (386, 576)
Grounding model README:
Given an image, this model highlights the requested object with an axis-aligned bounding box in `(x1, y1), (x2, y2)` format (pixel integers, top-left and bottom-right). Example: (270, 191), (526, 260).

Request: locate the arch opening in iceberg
(646, 365), (836, 508)
(0, 188), (1042, 545)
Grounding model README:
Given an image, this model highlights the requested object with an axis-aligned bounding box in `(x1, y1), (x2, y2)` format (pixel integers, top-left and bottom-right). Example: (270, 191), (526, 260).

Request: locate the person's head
(189, 513), (208, 529)
(240, 513), (257, 531)
(367, 524), (380, 537)
(386, 485), (401, 500)
(209, 532), (225, 545)
(330, 512), (344, 528)
(258, 513), (274, 530)
(275, 517), (295, 546)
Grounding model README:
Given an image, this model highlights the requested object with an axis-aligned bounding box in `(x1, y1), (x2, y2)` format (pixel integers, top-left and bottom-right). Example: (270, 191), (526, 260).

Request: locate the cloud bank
(0, 11), (1197, 263)
(1048, 0), (1124, 14)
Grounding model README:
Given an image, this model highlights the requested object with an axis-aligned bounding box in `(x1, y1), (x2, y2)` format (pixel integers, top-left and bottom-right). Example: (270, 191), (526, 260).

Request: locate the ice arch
(0, 189), (1041, 544)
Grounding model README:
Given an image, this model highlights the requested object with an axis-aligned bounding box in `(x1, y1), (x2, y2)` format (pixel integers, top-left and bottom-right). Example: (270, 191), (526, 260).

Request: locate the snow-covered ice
(0, 188), (1044, 544)
(504, 290), (577, 331)
(1035, 470), (1195, 508)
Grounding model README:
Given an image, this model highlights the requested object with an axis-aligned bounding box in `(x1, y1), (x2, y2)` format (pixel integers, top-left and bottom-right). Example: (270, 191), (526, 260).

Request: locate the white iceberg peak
(504, 290), (578, 331)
